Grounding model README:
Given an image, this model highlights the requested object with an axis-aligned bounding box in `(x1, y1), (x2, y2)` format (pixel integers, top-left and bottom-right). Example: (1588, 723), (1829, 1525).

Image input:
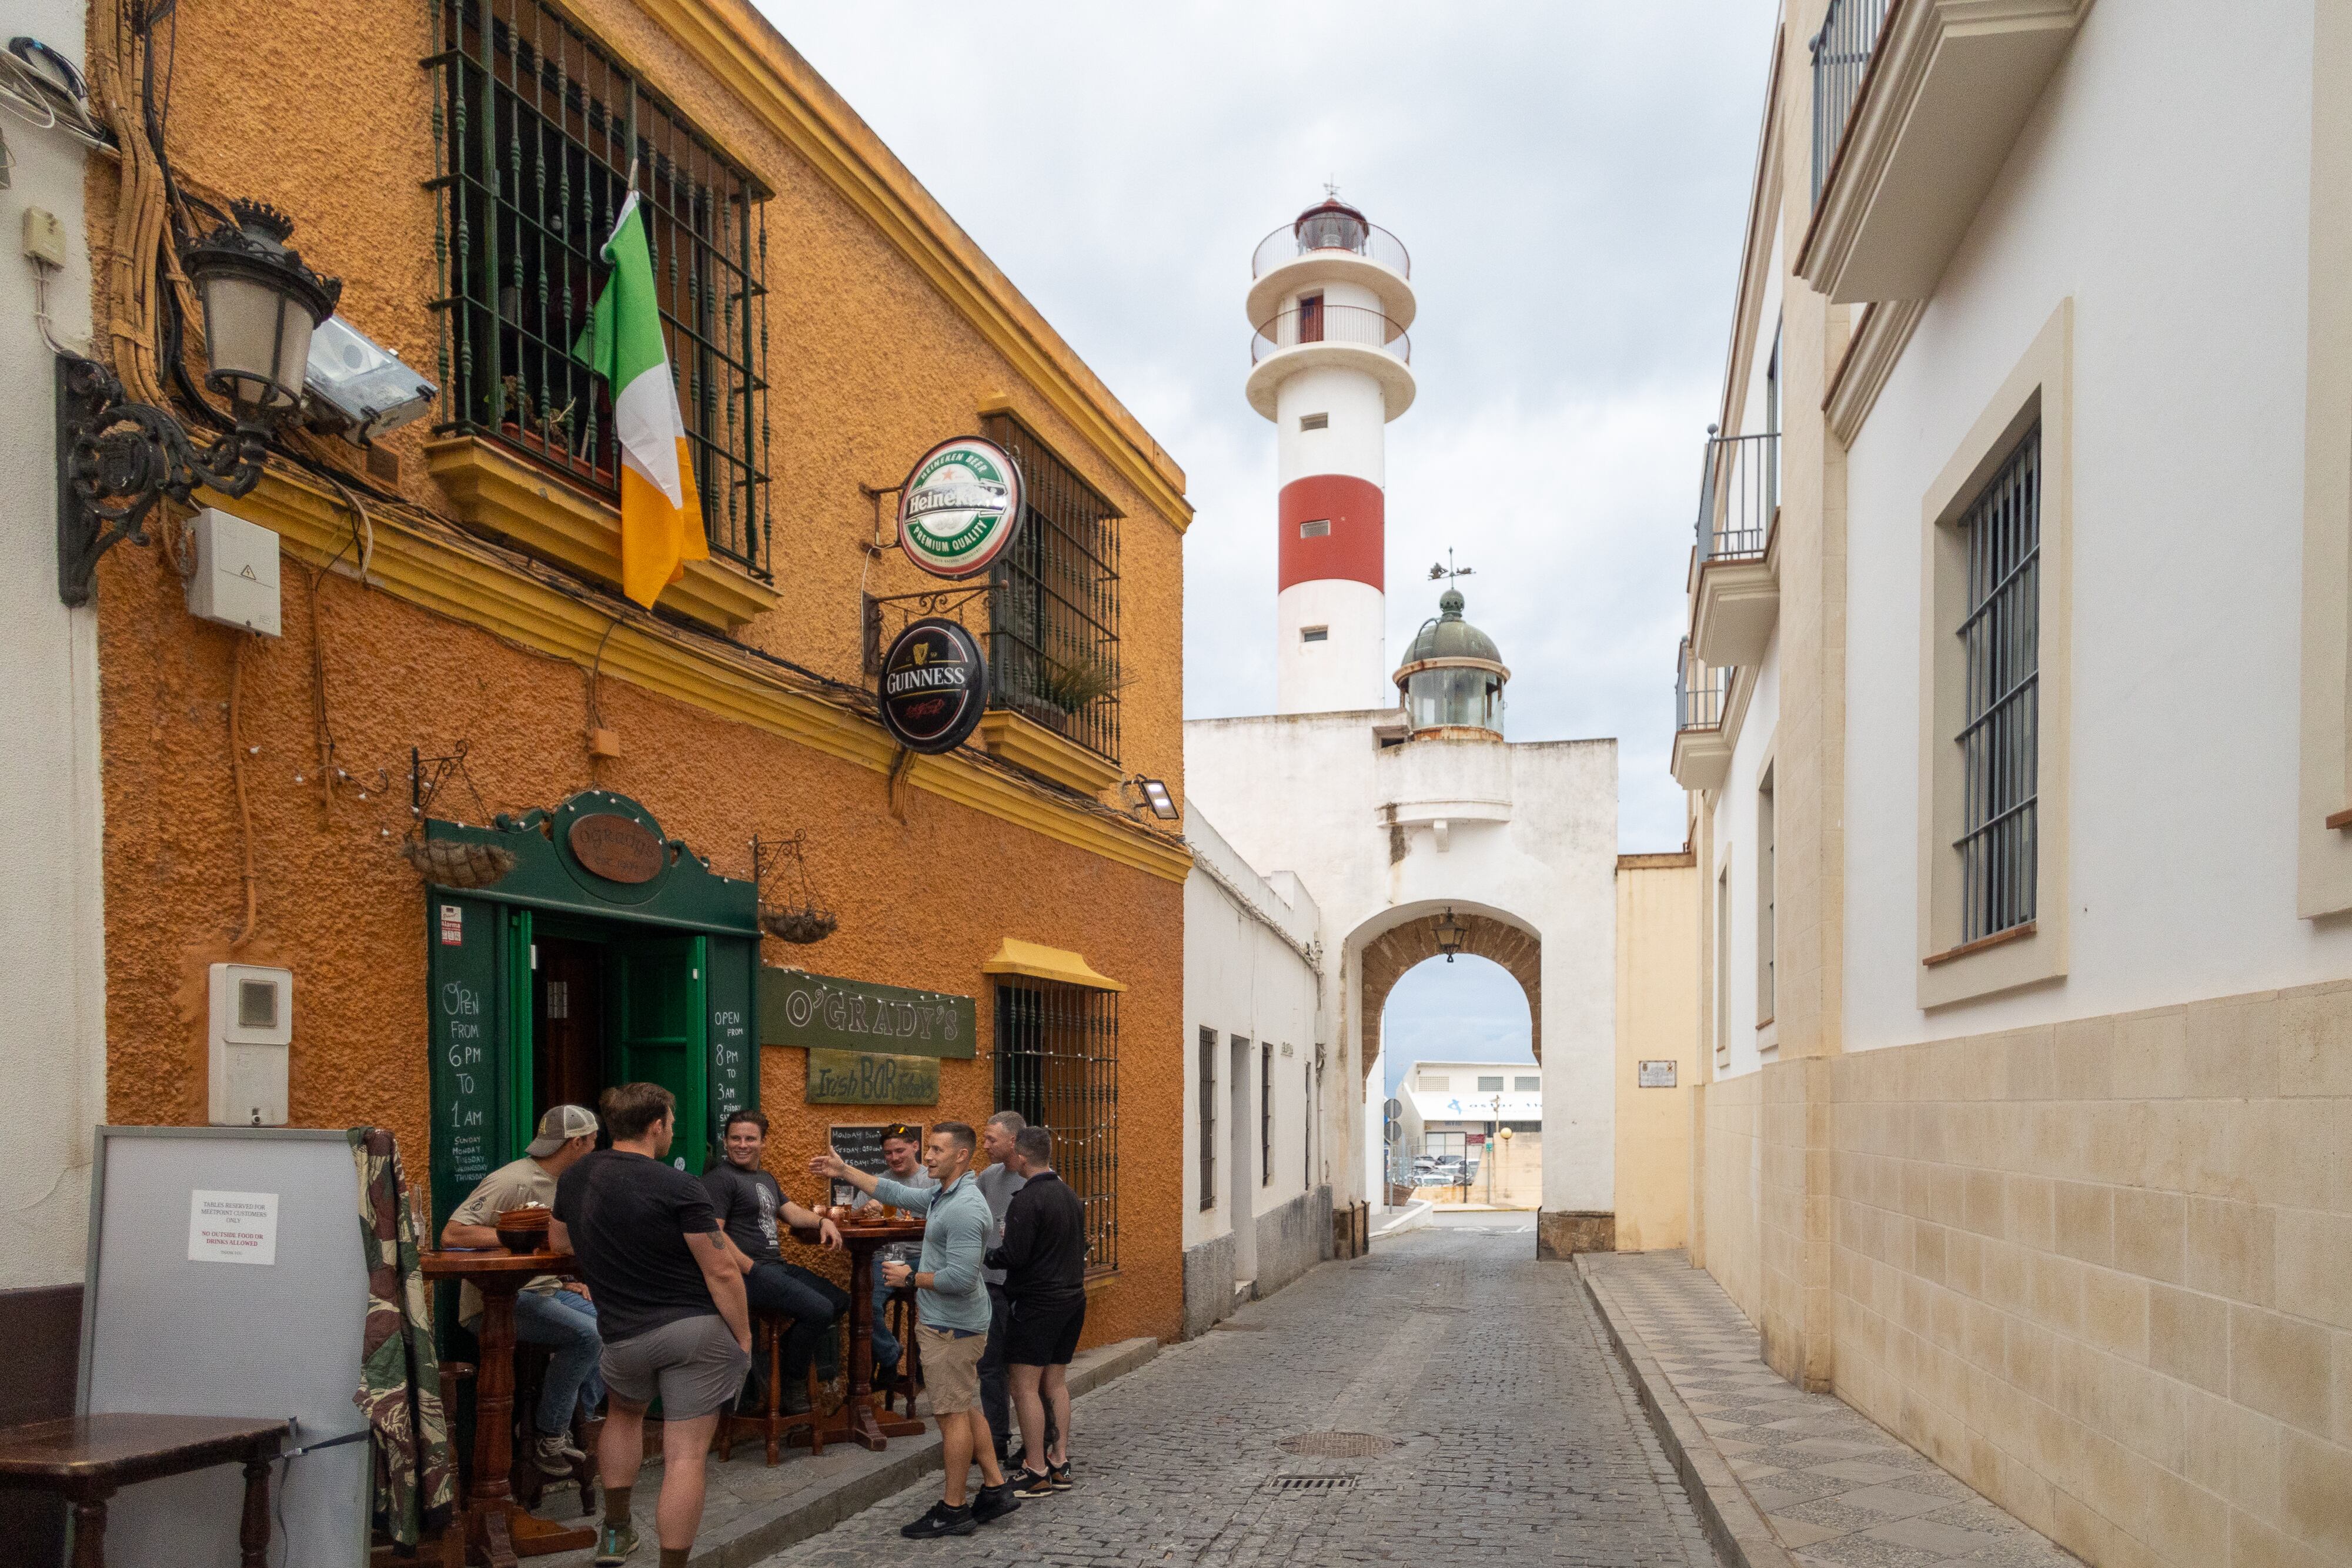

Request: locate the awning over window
(980, 938), (1126, 992)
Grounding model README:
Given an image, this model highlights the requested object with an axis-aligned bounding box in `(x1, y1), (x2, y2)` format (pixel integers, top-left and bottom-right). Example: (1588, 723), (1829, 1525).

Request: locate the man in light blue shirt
(811, 1123), (1017, 1538)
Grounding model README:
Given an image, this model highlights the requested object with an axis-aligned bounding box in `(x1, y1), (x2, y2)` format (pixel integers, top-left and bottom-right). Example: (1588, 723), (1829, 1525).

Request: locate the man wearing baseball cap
(442, 1102), (606, 1476)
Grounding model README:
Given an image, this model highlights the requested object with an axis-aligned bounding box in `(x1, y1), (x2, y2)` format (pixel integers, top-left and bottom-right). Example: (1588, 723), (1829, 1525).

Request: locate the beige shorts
(600, 1313), (750, 1421)
(917, 1323), (986, 1414)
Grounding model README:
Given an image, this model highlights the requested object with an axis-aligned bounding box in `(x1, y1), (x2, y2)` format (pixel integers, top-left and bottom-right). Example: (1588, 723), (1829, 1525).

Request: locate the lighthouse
(1246, 193), (1417, 713)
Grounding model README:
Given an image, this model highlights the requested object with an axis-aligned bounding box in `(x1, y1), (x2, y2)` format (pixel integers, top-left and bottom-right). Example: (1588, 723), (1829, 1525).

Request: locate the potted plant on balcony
(1011, 650), (1124, 735)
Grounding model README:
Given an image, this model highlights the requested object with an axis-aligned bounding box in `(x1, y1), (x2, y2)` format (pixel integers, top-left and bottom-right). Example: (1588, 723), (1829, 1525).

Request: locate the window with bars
(1302, 1062), (1311, 1190)
(1956, 426), (2042, 943)
(1197, 1027), (1216, 1212)
(981, 413), (1122, 764)
(1259, 1047), (1273, 1188)
(428, 0), (772, 577)
(994, 982), (1118, 1274)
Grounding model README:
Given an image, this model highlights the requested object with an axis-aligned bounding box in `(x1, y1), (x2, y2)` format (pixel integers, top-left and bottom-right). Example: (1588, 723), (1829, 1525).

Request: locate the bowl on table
(494, 1206), (551, 1255)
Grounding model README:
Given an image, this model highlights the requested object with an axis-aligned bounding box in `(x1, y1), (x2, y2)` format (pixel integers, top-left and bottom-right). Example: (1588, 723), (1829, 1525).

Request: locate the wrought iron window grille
(1198, 1027), (1217, 1212)
(1955, 425), (2041, 944)
(981, 413), (1122, 763)
(1258, 1045), (1272, 1188)
(426, 0), (772, 577)
(994, 981), (1120, 1275)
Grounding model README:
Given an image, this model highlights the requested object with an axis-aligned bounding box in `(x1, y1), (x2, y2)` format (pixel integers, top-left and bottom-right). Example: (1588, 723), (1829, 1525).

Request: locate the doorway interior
(527, 916), (710, 1171)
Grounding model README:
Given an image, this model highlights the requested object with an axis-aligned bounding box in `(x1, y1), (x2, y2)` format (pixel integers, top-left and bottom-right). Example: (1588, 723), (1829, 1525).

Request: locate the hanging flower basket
(399, 837), (517, 890)
(760, 905), (837, 945)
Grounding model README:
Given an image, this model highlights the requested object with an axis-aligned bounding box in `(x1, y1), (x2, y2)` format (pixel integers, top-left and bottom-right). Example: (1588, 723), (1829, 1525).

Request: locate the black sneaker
(1012, 1468), (1055, 1499)
(1050, 1460), (1074, 1492)
(971, 1482), (1023, 1524)
(900, 1500), (977, 1539)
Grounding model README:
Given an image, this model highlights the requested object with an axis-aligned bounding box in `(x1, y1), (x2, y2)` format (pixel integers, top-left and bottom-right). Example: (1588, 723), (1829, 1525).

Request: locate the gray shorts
(599, 1314), (750, 1420)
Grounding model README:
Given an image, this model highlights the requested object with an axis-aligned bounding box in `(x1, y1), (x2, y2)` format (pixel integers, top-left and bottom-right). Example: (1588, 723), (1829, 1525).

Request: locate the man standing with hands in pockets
(811, 1124), (1021, 1537)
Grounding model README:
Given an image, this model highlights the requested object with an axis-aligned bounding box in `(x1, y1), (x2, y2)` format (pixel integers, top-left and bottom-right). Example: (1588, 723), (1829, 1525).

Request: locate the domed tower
(1246, 192), (1416, 713)
(1395, 584), (1508, 737)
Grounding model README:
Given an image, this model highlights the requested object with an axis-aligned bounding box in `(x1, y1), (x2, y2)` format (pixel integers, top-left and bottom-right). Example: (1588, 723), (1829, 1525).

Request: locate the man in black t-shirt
(987, 1126), (1088, 1498)
(554, 1082), (750, 1568)
(702, 1109), (847, 1413)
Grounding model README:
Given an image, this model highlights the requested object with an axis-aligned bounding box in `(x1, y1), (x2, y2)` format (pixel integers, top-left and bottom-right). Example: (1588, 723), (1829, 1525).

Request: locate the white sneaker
(532, 1430), (584, 1474)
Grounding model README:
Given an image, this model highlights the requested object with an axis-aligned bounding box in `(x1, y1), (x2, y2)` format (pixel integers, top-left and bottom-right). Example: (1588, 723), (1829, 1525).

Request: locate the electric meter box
(185, 507), (283, 636)
(208, 962), (292, 1126)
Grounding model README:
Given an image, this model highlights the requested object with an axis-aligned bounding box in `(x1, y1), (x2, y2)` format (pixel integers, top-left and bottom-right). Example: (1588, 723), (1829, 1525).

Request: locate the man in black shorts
(703, 1109), (846, 1412)
(985, 1125), (1087, 1497)
(555, 1082), (751, 1567)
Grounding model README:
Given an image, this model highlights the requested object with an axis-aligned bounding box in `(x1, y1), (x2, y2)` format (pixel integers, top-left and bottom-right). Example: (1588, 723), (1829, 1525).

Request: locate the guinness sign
(897, 436), (1024, 578)
(878, 617), (987, 754)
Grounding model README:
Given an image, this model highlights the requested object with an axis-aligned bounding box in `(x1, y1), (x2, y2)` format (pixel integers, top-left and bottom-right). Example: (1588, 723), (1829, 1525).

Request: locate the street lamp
(1434, 907), (1468, 963)
(56, 199), (342, 606)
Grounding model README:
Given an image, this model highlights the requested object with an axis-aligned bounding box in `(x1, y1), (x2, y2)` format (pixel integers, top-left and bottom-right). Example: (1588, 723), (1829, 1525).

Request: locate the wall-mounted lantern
(1434, 907), (1468, 962)
(57, 199), (341, 606)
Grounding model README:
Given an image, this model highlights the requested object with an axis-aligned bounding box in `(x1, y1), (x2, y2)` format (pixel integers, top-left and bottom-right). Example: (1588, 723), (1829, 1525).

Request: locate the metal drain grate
(1265, 1475), (1357, 1492)
(1278, 1432), (1398, 1457)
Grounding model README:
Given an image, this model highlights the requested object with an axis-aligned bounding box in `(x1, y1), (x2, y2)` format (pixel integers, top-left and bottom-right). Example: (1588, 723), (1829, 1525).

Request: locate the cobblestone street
(761, 1227), (1719, 1567)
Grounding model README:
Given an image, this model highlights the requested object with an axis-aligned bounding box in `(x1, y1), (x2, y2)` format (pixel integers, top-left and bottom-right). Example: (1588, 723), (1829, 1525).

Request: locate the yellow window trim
(634, 0), (1192, 536)
(980, 938), (1127, 994)
(225, 466), (1193, 885)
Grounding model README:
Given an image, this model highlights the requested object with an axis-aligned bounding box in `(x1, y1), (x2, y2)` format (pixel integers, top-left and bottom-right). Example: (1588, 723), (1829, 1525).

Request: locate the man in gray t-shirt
(974, 1111), (1030, 1461)
(853, 1125), (935, 1373)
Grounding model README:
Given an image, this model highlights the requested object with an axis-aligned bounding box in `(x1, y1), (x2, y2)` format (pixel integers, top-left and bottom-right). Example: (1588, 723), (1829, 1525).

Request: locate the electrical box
(209, 963), (292, 1126)
(185, 507), (282, 636)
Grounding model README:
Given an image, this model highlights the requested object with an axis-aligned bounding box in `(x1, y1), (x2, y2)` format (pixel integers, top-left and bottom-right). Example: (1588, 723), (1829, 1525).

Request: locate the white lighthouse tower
(1246, 193), (1417, 713)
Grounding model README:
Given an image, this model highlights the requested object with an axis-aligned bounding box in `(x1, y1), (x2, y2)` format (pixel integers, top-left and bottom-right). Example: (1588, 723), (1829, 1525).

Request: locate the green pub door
(421, 793), (760, 1238)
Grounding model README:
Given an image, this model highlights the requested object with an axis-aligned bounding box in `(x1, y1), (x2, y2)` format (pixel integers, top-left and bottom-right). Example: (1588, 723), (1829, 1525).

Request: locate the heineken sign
(897, 436), (1024, 578)
(879, 617), (987, 754)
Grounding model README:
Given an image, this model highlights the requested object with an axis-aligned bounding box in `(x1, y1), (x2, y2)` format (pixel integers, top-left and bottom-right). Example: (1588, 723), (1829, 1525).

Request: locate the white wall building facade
(1674, 5), (2352, 1566)
(1, 6), (108, 1296)
(1180, 807), (1334, 1337)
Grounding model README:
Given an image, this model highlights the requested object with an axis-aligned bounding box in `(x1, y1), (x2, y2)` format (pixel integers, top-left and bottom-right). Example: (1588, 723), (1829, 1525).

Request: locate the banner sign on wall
(878, 617), (988, 754)
(807, 1049), (941, 1106)
(759, 966), (977, 1060)
(897, 436), (1024, 577)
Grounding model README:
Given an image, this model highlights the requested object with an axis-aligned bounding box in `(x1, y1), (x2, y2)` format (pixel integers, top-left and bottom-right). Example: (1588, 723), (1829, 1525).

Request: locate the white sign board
(1638, 1060), (1679, 1088)
(188, 1188), (279, 1265)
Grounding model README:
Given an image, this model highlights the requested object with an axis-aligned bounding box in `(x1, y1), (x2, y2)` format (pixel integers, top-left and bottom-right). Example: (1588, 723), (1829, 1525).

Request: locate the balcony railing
(1676, 638), (1727, 733)
(1251, 219), (1411, 280)
(1810, 0), (1893, 203)
(1251, 303), (1411, 366)
(1695, 429), (1779, 563)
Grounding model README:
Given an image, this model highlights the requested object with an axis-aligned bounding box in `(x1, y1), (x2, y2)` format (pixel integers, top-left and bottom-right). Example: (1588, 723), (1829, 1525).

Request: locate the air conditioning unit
(208, 963), (292, 1126)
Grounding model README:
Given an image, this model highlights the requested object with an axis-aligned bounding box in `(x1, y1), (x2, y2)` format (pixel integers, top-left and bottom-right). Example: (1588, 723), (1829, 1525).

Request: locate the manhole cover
(1278, 1432), (1397, 1457)
(1265, 1475), (1357, 1492)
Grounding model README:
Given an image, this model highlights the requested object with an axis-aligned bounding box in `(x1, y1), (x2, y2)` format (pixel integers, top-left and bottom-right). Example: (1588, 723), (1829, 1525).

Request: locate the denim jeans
(870, 1252), (906, 1370)
(511, 1287), (603, 1436)
(743, 1261), (848, 1382)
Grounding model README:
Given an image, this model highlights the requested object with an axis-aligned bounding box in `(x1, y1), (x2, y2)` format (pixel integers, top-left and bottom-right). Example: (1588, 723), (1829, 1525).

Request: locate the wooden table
(789, 1218), (928, 1451)
(0, 1413), (285, 1568)
(419, 1250), (597, 1567)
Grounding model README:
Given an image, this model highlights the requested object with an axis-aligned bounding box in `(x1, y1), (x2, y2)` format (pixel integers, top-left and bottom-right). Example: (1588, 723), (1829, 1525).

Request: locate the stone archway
(1358, 911), (1540, 1082)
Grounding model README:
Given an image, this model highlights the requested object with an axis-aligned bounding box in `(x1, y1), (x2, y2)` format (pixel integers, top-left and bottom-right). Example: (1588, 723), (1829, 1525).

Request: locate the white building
(2, 7), (108, 1301)
(1672, 5), (2352, 1564)
(1181, 808), (1332, 1336)
(1191, 196), (1626, 1261)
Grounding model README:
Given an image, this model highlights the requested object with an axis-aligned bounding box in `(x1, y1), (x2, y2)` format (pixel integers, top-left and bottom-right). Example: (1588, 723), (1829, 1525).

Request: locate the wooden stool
(880, 1288), (924, 1417)
(507, 1342), (596, 1517)
(717, 1311), (823, 1466)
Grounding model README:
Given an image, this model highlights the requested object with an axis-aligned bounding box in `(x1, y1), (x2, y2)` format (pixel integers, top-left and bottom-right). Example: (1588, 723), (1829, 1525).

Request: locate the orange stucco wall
(88, 0), (1187, 1348)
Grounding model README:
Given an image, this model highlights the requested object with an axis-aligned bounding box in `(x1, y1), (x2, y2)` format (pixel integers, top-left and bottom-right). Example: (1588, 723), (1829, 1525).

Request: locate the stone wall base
(1535, 1209), (1616, 1259)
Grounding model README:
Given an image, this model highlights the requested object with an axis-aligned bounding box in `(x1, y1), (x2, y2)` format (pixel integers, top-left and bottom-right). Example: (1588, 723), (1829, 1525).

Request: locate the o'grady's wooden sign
(757, 966), (976, 1061)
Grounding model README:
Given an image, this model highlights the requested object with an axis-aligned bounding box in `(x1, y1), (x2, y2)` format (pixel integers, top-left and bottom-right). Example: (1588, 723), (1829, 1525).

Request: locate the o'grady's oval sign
(897, 436), (1024, 578)
(878, 617), (988, 754)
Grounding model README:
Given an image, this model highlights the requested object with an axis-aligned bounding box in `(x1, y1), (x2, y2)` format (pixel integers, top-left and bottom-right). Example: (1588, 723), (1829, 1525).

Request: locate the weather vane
(1325, 176), (1341, 201)
(1428, 549), (1476, 584)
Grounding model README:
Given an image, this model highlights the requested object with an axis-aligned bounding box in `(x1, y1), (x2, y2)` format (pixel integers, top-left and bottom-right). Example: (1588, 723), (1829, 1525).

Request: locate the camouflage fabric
(349, 1127), (457, 1549)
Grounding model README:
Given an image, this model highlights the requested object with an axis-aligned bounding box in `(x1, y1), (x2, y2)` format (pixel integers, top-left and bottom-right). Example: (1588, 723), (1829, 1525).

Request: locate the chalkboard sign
(707, 937), (757, 1144)
(828, 1123), (922, 1207)
(429, 896), (507, 1222)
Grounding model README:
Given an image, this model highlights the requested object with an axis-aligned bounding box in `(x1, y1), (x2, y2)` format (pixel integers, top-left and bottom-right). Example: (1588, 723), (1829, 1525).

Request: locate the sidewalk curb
(1574, 1259), (1797, 1568)
(687, 1335), (1161, 1567)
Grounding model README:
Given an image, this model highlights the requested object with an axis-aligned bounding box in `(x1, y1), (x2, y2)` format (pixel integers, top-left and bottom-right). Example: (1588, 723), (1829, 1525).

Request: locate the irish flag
(577, 192), (707, 607)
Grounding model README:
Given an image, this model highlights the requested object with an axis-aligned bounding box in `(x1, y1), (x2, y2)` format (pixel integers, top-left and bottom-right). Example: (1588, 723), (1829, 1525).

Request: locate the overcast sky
(765, 2), (1775, 1071)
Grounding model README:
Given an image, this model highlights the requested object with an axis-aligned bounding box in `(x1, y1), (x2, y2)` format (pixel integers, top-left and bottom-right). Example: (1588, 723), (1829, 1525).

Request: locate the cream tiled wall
(1699, 979), (2352, 1567)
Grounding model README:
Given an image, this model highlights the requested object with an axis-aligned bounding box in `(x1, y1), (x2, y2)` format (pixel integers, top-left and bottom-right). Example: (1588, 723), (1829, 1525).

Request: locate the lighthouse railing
(1250, 305), (1412, 366)
(1251, 221), (1412, 280)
